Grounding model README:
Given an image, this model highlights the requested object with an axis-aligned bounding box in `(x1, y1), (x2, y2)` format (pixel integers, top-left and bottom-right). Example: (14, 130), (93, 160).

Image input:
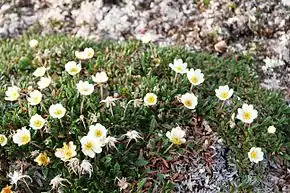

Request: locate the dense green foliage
(0, 34), (289, 192)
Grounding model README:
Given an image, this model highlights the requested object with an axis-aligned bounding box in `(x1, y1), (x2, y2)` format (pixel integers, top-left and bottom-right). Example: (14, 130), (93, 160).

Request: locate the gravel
(172, 120), (290, 193)
(0, 0), (289, 192)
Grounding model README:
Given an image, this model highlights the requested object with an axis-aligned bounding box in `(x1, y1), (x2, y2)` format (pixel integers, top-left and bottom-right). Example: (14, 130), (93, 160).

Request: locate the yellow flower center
(87, 52), (93, 57)
(70, 67), (78, 73)
(21, 134), (29, 144)
(12, 92), (18, 98)
(0, 136), (4, 143)
(64, 149), (73, 159)
(55, 109), (63, 116)
(82, 88), (88, 92)
(190, 76), (198, 84)
(176, 66), (182, 71)
(95, 130), (102, 137)
(243, 112), (251, 120)
(33, 97), (40, 103)
(220, 92), (229, 99)
(184, 100), (192, 107)
(147, 96), (155, 104)
(33, 120), (42, 128)
(84, 142), (93, 150)
(250, 151), (257, 159)
(171, 136), (181, 145)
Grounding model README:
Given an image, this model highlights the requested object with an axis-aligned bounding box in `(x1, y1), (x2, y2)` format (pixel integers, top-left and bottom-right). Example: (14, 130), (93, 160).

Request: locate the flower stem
(163, 143), (173, 154)
(110, 104), (114, 117)
(59, 119), (64, 128)
(80, 96), (85, 115)
(23, 180), (33, 193)
(190, 84), (194, 92)
(173, 73), (178, 86)
(100, 85), (103, 100)
(30, 141), (43, 149)
(27, 103), (31, 117)
(123, 100), (134, 119)
(218, 100), (225, 112)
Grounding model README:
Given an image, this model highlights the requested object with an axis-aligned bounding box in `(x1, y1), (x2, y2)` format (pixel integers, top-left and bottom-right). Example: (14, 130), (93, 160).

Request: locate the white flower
(215, 85), (234, 100)
(88, 123), (107, 141)
(236, 104), (258, 124)
(50, 175), (71, 191)
(92, 71), (109, 84)
(12, 127), (31, 146)
(65, 61), (81, 75)
(5, 86), (20, 101)
(248, 147), (264, 163)
(37, 77), (51, 89)
(282, 0), (290, 6)
(33, 67), (46, 77)
(137, 33), (152, 43)
(75, 51), (87, 60)
(80, 136), (103, 158)
(55, 142), (77, 161)
(267, 125), (276, 134)
(27, 90), (42, 106)
(180, 93), (198, 109)
(49, 104), (66, 119)
(143, 93), (157, 106)
(169, 59), (188, 74)
(100, 96), (119, 108)
(75, 48), (94, 60)
(105, 136), (118, 149)
(76, 80), (94, 96)
(29, 114), (46, 130)
(187, 69), (204, 86)
(8, 170), (32, 187)
(0, 134), (8, 146)
(29, 39), (38, 48)
(80, 160), (93, 177)
(122, 130), (142, 142)
(84, 48), (94, 59)
(166, 126), (186, 145)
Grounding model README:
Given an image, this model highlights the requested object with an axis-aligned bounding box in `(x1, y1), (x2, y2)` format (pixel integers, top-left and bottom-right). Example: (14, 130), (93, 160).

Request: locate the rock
(75, 26), (90, 38)
(214, 40), (227, 53)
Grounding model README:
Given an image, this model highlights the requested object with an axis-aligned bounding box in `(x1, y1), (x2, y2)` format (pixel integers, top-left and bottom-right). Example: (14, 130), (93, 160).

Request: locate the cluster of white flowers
(168, 58), (270, 163)
(80, 123), (107, 158)
(75, 48), (94, 60)
(1, 41), (280, 192)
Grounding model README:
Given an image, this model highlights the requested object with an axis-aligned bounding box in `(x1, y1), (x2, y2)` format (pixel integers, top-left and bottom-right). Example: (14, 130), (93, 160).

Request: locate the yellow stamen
(184, 100), (192, 107)
(95, 130), (102, 137)
(70, 68), (78, 73)
(147, 96), (155, 104)
(250, 151), (257, 159)
(34, 120), (42, 128)
(243, 112), (251, 120)
(21, 134), (29, 144)
(220, 92), (229, 99)
(171, 136), (181, 145)
(190, 76), (198, 84)
(0, 136), (4, 143)
(84, 142), (93, 150)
